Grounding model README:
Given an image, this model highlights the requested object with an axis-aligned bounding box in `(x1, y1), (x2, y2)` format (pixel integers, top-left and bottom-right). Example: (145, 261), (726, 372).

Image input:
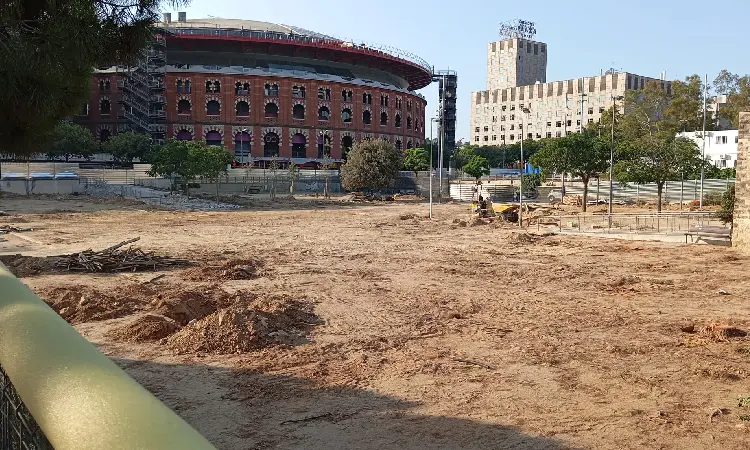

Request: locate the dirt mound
(184, 259), (267, 281)
(0, 255), (61, 277)
(165, 297), (320, 355)
(39, 285), (145, 324)
(696, 323), (748, 342)
(507, 232), (539, 244)
(151, 285), (249, 325)
(108, 314), (180, 342)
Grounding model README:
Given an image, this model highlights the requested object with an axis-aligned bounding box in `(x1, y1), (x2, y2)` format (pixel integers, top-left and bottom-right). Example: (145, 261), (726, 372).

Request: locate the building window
(206, 80), (220, 93)
(318, 87), (331, 101)
(587, 108), (593, 115)
(363, 110), (372, 124)
(318, 106), (330, 121)
(362, 93), (372, 104)
(406, 100), (412, 111)
(342, 108), (352, 123)
(556, 121), (562, 128)
(483, 126), (489, 132)
(293, 85), (306, 99)
(483, 136), (489, 141)
(599, 107), (605, 113)
(264, 83), (279, 97)
(407, 116), (412, 129)
(395, 114), (402, 128)
(342, 89), (353, 102)
(205, 131), (223, 146)
(501, 135), (505, 140)
(475, 127), (480, 132)
(80, 103), (89, 116)
(176, 80), (183, 93)
(576, 120), (581, 126)
(317, 134), (332, 158)
(235, 82), (250, 95)
(380, 94), (389, 106)
(176, 129), (192, 141)
(546, 132), (552, 138)
(342, 135), (353, 160)
(99, 80), (111, 92)
(510, 114), (515, 120)
(716, 135), (728, 144)
(527, 133), (533, 139)
(492, 135), (497, 141)
(234, 132), (251, 162)
(510, 135), (514, 141)
(292, 133), (307, 158)
(511, 105), (516, 111)
(510, 125), (515, 130)
(206, 100), (220, 116)
(264, 132), (279, 157)
(501, 116), (506, 121)
(502, 105), (507, 111)
(236, 101), (249, 117)
(293, 104), (305, 120)
(396, 98), (402, 109)
(178, 99), (191, 114)
(380, 111), (388, 126)
(264, 102), (278, 118)
(99, 129), (111, 143)
(100, 99), (111, 115)
(475, 136), (479, 142)
(556, 131), (561, 137)
(588, 118), (594, 124)
(567, 120), (572, 127)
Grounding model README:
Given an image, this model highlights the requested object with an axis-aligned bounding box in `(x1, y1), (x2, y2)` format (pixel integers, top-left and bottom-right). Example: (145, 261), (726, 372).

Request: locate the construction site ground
(2, 195), (749, 450)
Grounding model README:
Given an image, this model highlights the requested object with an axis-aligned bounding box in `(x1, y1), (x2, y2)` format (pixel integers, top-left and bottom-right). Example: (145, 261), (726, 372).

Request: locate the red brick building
(74, 16), (430, 166)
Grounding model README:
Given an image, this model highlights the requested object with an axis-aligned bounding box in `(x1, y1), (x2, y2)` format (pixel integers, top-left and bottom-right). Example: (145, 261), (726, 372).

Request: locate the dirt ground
(2, 196), (750, 450)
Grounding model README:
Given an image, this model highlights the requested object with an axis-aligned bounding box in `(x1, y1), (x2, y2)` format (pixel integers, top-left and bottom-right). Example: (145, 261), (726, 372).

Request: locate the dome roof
(163, 18), (338, 41)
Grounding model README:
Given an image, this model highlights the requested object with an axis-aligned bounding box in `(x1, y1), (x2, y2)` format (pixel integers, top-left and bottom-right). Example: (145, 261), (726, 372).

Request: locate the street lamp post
(609, 96), (623, 229)
(519, 107), (531, 228)
(429, 117), (437, 219)
(699, 74), (708, 209)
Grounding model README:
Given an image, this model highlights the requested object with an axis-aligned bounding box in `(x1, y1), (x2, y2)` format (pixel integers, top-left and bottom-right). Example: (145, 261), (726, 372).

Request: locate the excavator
(469, 183), (520, 223)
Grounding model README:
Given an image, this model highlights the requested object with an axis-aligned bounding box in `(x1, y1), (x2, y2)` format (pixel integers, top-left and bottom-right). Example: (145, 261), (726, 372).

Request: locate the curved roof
(162, 18), (433, 90)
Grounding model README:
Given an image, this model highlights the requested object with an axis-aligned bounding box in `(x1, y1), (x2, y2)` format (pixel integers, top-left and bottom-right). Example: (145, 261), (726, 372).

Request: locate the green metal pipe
(0, 264), (216, 450)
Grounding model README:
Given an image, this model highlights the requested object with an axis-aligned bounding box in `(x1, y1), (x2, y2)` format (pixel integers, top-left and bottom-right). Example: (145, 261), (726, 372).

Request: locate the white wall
(677, 130), (739, 168)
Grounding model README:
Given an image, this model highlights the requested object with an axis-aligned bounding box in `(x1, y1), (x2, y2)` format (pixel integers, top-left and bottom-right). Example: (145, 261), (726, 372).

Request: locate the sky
(163, 0), (749, 142)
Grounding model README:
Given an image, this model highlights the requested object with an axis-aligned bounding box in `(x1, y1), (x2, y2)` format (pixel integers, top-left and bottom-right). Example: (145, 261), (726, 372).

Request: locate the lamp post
(609, 96), (624, 229)
(429, 117), (437, 219)
(519, 107), (531, 228)
(699, 74), (708, 209)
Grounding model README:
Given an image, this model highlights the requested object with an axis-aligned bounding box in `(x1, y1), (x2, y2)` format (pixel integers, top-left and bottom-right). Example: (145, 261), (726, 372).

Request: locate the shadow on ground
(113, 358), (575, 450)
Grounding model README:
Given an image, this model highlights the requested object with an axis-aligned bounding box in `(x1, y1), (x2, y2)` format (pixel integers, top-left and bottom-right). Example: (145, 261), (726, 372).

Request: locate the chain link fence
(1, 364), (52, 450)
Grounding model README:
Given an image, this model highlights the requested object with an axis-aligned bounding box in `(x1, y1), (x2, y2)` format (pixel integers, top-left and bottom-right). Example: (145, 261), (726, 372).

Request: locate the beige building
(471, 38), (671, 145)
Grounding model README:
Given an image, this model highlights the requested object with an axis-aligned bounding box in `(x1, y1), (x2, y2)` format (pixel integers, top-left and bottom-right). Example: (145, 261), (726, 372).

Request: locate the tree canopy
(713, 70), (750, 129)
(0, 0), (186, 155)
(340, 139), (402, 192)
(403, 147), (430, 175)
(148, 139), (230, 194)
(462, 155), (490, 181)
(103, 131), (154, 163)
(46, 121), (96, 161)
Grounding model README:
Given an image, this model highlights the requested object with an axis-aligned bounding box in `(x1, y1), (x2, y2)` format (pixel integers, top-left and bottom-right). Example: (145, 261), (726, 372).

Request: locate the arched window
(292, 133), (306, 158)
(80, 103), (89, 116)
(406, 141), (413, 149)
(395, 114), (402, 128)
(185, 80), (192, 93)
(363, 110), (371, 125)
(104, 80), (111, 92)
(264, 132), (279, 157)
(317, 134), (332, 158)
(176, 130), (192, 141)
(395, 140), (402, 152)
(236, 101), (249, 117)
(178, 99), (191, 114)
(264, 83), (278, 97)
(380, 111), (388, 126)
(99, 129), (111, 143)
(342, 108), (352, 123)
(318, 106), (330, 121)
(342, 135), (353, 160)
(100, 100), (111, 115)
(406, 116), (412, 129)
(177, 80), (183, 93)
(342, 90), (352, 102)
(205, 131), (223, 146)
(234, 132), (251, 162)
(293, 104), (305, 120)
(265, 102), (278, 118)
(206, 100), (220, 116)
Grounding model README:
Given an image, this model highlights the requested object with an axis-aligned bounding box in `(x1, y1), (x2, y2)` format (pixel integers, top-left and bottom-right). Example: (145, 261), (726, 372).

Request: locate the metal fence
(531, 212), (727, 235)
(0, 364), (52, 450)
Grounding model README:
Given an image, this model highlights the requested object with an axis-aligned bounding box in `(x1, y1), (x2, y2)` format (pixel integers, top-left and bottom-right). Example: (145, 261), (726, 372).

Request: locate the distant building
(677, 130), (739, 168)
(470, 37), (670, 145)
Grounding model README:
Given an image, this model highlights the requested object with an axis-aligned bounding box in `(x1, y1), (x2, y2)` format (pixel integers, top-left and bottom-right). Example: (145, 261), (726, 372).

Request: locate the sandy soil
(2, 196), (750, 450)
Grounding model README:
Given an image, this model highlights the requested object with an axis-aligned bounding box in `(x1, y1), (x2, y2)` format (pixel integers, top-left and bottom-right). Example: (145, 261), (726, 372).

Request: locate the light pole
(609, 96), (623, 228)
(519, 107), (531, 228)
(429, 117), (437, 219)
(699, 74), (708, 209)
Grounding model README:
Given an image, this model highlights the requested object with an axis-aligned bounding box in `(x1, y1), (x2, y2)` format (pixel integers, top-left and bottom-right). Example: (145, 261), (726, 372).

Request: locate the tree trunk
(215, 179), (219, 203)
(290, 179), (294, 196)
(657, 182), (664, 213)
(581, 175), (589, 212)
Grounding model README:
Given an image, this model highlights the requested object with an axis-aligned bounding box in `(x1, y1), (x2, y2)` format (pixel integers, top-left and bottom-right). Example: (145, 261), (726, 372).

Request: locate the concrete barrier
(0, 264), (216, 450)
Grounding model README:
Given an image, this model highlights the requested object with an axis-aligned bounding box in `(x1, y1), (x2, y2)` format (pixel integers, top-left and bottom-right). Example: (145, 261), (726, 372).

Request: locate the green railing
(0, 264), (216, 450)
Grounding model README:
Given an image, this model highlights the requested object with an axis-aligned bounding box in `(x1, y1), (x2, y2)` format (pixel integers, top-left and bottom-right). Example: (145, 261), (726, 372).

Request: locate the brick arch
(173, 124), (195, 139)
(203, 125), (224, 138)
(95, 124), (112, 140)
(231, 126), (254, 138)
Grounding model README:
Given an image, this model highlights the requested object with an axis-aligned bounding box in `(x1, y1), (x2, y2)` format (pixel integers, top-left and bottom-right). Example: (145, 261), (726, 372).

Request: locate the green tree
(531, 132), (609, 212)
(287, 161), (300, 195)
(403, 147), (429, 176)
(462, 155), (490, 181)
(189, 143), (232, 201)
(341, 139), (402, 192)
(455, 145), (478, 169)
(46, 121), (95, 161)
(665, 75), (715, 132)
(103, 131), (154, 163)
(715, 184), (735, 225)
(713, 70), (750, 129)
(614, 135), (701, 212)
(148, 139), (230, 197)
(1, 0), (186, 155)
(620, 79), (675, 138)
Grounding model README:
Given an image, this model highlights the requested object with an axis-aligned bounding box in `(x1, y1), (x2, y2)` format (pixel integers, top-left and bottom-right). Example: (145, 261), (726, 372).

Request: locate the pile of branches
(54, 237), (191, 273)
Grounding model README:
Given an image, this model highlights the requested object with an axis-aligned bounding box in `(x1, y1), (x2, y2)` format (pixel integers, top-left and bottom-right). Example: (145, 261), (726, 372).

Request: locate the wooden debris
(0, 226), (33, 234)
(54, 237), (191, 273)
(280, 413), (333, 425)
